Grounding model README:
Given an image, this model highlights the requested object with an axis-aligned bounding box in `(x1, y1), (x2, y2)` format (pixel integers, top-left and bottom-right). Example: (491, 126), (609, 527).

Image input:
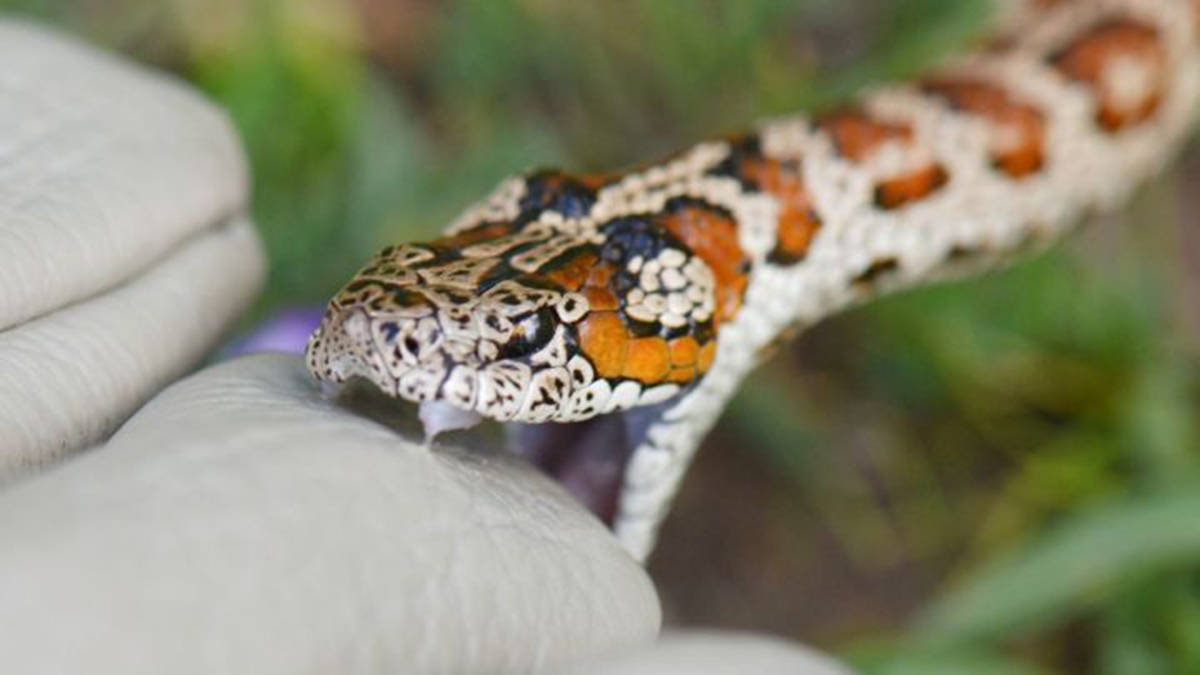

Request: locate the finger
(0, 218), (262, 479)
(0, 19), (247, 331)
(0, 20), (258, 480)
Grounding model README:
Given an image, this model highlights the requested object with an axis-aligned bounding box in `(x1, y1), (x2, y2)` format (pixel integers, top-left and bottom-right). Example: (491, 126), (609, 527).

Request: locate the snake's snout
(302, 285), (544, 411)
(305, 301), (454, 399)
(306, 307), (387, 389)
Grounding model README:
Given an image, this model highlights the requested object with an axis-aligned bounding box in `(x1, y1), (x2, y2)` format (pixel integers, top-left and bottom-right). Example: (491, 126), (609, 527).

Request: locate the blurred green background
(6, 0), (1199, 672)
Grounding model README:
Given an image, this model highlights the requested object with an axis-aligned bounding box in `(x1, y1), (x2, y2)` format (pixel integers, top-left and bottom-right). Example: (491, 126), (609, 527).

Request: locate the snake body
(308, 0), (1200, 560)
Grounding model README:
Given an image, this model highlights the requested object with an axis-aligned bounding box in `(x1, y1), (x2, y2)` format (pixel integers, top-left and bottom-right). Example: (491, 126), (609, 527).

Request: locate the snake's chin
(418, 400), (484, 440)
(323, 372), (667, 527)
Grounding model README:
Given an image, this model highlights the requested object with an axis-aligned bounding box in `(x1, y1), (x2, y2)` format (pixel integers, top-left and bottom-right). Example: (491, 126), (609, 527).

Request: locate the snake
(307, 0), (1200, 561)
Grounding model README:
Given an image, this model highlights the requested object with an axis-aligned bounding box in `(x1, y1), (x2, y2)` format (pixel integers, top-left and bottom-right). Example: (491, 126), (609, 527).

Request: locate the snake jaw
(305, 282), (584, 424)
(305, 308), (388, 391)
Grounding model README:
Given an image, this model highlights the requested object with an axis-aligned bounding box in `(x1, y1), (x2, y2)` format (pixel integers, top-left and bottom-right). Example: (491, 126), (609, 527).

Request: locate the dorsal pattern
(308, 0), (1200, 560)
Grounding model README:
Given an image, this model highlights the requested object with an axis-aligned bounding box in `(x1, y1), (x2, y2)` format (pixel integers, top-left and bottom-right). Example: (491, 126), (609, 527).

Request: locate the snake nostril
(403, 336), (420, 355)
(380, 321), (400, 342)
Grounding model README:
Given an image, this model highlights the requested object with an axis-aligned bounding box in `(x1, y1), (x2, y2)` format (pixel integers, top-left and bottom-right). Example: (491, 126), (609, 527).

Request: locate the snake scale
(308, 0), (1200, 561)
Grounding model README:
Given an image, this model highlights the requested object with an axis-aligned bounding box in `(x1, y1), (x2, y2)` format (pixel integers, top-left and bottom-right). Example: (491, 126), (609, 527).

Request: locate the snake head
(306, 173), (745, 425)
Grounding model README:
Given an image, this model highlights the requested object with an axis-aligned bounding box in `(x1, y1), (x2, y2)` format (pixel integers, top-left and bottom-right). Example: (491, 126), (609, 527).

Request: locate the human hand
(0, 20), (850, 674)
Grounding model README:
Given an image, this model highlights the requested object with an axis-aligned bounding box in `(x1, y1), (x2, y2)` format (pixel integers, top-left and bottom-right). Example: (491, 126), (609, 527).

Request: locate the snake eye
(497, 308), (556, 361)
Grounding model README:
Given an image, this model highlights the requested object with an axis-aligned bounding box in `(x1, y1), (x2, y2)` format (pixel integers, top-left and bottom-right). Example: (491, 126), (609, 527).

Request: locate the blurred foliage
(4, 0), (1199, 671)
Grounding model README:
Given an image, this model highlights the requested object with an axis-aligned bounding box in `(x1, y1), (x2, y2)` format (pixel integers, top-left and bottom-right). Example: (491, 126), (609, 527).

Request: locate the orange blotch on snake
(667, 366), (697, 383)
(536, 170), (616, 192)
(576, 171), (619, 191)
(696, 341), (717, 373)
(668, 336), (699, 367)
(740, 156), (823, 263)
(586, 261), (617, 288)
(922, 77), (1046, 178)
(658, 204), (749, 325)
(578, 311), (628, 379)
(622, 336), (671, 383)
(817, 109), (913, 162)
(816, 108), (950, 208)
(1051, 19), (1167, 132)
(874, 164), (949, 210)
(584, 286), (620, 311)
(544, 249), (598, 291)
(435, 222), (514, 251)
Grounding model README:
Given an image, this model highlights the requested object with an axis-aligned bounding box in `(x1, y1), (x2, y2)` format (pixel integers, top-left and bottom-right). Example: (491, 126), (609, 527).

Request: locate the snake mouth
(305, 308), (388, 388)
(307, 308), (534, 423)
(308, 300), (607, 426)
(306, 305), (470, 402)
(307, 307), (677, 525)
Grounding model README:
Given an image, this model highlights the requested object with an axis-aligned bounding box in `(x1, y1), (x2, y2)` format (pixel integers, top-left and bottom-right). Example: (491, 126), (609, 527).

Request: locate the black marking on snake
(520, 169), (599, 218)
(852, 257), (901, 289)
